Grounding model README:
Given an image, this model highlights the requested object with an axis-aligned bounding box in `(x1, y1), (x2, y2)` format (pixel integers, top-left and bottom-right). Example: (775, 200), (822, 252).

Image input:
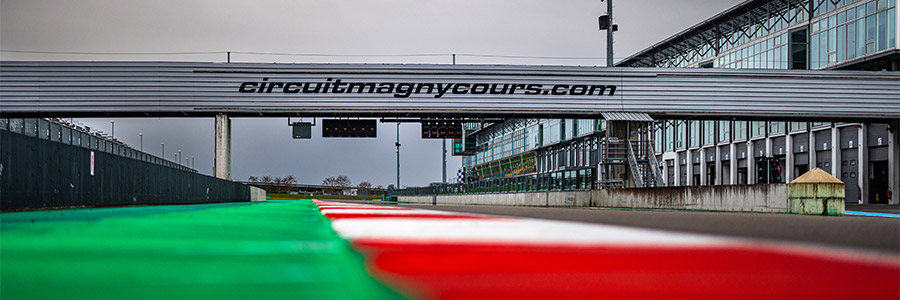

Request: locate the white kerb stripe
(320, 209), (459, 215)
(330, 218), (733, 247)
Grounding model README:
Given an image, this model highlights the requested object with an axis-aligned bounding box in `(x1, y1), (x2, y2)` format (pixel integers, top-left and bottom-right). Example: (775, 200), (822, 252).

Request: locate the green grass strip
(1, 200), (405, 300)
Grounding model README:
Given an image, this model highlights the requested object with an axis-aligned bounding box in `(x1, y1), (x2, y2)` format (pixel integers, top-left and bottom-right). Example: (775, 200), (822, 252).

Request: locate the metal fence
(0, 121), (250, 211)
(398, 168), (595, 196)
(0, 118), (193, 172)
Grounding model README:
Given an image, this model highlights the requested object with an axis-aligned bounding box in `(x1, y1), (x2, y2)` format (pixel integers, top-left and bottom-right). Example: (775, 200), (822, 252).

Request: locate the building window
(665, 121), (674, 152)
(751, 121), (766, 138)
(790, 29), (808, 69)
(676, 121), (686, 150)
(769, 122), (785, 135)
(734, 121), (748, 141)
(718, 120), (731, 142)
(703, 121), (716, 145)
(689, 121), (700, 148)
(790, 122), (807, 132)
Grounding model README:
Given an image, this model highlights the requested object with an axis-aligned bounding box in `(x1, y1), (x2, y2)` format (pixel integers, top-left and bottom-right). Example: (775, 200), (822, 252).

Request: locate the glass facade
(462, 119), (602, 177)
(622, 0), (898, 71)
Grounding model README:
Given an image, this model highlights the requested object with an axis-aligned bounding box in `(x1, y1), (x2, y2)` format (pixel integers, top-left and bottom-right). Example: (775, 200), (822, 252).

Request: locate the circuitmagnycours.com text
(238, 78), (616, 98)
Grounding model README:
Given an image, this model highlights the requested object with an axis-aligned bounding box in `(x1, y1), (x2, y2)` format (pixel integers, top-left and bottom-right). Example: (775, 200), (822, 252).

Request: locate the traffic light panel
(452, 136), (479, 156)
(769, 158), (784, 183)
(322, 119), (377, 138)
(756, 157), (768, 184)
(421, 119), (462, 139)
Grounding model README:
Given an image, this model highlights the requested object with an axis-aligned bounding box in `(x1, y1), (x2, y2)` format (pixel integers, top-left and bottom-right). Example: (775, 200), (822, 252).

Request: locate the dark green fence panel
(1, 130), (249, 211)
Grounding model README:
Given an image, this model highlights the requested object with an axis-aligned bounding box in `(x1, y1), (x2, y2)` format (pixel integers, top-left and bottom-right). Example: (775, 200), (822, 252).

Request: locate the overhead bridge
(1, 61), (898, 121)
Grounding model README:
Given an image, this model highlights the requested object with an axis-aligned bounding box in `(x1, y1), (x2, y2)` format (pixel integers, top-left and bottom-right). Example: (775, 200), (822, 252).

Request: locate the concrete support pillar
(700, 148), (708, 185)
(214, 113), (231, 180)
(858, 125), (868, 204)
(748, 142), (756, 184)
(786, 133), (794, 181)
(729, 143), (737, 184)
(715, 146), (722, 185)
(686, 150), (693, 186)
(889, 122), (899, 205)
(809, 128), (816, 171)
(831, 125), (840, 178)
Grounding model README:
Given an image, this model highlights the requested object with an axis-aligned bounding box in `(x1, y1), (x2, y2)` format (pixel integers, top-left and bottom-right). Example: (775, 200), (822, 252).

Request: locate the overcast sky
(1, 0), (741, 188)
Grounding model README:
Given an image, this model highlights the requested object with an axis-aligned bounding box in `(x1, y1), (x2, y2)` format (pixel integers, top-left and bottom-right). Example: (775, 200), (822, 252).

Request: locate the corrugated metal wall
(1, 61), (897, 120)
(0, 130), (250, 211)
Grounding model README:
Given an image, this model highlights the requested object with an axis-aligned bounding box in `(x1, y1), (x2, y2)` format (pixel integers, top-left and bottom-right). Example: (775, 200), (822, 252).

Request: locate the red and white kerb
(314, 200), (900, 300)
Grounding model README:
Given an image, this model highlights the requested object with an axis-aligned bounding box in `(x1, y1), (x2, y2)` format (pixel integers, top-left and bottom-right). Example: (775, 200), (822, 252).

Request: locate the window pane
(888, 8), (896, 48)
(837, 25), (846, 62)
(877, 11), (886, 50)
(719, 121), (731, 142)
(810, 33), (820, 68)
(858, 20), (867, 54)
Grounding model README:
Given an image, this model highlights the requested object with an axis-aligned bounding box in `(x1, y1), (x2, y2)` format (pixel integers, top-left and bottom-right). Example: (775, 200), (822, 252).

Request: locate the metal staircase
(626, 140), (665, 187)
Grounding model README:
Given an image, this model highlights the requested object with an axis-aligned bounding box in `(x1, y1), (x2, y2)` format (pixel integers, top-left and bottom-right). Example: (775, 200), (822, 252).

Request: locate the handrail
(625, 140), (645, 188)
(646, 139), (666, 186)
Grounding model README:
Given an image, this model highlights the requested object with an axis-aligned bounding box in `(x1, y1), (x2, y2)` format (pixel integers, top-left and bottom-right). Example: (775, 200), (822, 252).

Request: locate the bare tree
(248, 176), (259, 183)
(283, 175), (297, 185)
(335, 175), (351, 189)
(261, 175), (273, 184)
(323, 175), (352, 195)
(358, 181), (372, 196)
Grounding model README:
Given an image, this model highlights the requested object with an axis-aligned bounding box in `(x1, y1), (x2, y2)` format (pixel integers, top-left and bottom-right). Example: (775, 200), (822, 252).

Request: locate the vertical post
(161, 142), (165, 159)
(715, 146), (722, 185)
(729, 143), (737, 184)
(700, 148), (707, 185)
(227, 52), (231, 63)
(443, 55), (454, 184)
(139, 133), (143, 152)
(686, 150), (693, 186)
(607, 0), (614, 67)
(215, 113), (231, 180)
(786, 132), (794, 181)
(888, 121), (899, 205)
(858, 125), (868, 204)
(748, 142), (755, 184)
(396, 122), (401, 188)
(831, 124), (840, 177)
(110, 120), (115, 139)
(809, 125), (816, 172)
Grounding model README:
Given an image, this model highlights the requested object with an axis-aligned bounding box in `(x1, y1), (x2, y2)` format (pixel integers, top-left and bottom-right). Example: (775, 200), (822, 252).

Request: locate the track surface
(389, 203), (900, 253)
(0, 201), (402, 300)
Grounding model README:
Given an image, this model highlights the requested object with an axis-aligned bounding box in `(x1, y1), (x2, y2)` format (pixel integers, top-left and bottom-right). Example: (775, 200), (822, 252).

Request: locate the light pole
(110, 120), (115, 139)
(178, 150), (182, 164)
(191, 156), (195, 168)
(139, 133), (143, 151)
(161, 142), (165, 159)
(606, 0), (614, 67)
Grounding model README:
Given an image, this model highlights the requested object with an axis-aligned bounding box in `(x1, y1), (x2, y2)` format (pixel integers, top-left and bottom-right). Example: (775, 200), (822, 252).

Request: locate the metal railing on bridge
(397, 168), (595, 196)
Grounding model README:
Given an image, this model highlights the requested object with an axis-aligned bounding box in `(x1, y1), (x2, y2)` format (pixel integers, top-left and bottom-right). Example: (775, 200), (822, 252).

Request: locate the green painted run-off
(1, 200), (404, 300)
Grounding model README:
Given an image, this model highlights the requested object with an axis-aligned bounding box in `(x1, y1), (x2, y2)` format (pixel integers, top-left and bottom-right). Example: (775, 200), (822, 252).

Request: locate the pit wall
(400, 184), (789, 213)
(0, 130), (252, 211)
